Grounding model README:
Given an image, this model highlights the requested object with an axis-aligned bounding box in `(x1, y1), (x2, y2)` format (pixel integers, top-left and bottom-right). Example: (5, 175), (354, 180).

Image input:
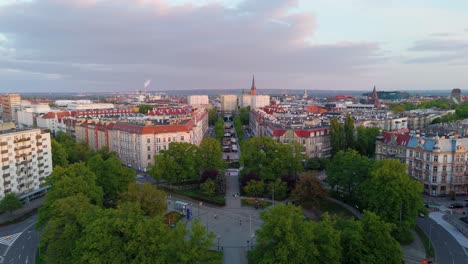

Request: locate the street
(0, 215), (39, 264)
(417, 217), (468, 264)
(169, 169), (264, 264)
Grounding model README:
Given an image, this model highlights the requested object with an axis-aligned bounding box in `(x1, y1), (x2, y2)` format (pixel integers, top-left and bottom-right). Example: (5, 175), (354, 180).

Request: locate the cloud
(406, 38), (468, 64)
(0, 0), (383, 91)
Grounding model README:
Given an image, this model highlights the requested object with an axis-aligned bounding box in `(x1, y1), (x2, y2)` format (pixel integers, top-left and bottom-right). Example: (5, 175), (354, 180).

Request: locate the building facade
(0, 128), (52, 198)
(187, 95), (209, 106)
(376, 132), (468, 196)
(221, 95), (237, 112)
(1, 94), (21, 122)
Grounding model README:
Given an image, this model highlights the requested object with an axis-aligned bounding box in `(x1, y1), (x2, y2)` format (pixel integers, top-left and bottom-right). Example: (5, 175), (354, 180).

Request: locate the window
(163, 145), (167, 150)
(434, 155), (438, 162)
(163, 138), (166, 143)
(426, 154), (430, 161)
(156, 138), (161, 143)
(181, 136), (184, 141)
(442, 175), (446, 182)
(432, 176), (437, 183)
(433, 166), (437, 172)
(425, 164), (429, 171)
(147, 138), (150, 143)
(443, 155), (447, 162)
(147, 146), (151, 151)
(147, 154), (151, 160)
(168, 137), (171, 142)
(410, 150), (413, 157)
(409, 160), (413, 167)
(157, 146), (161, 151)
(442, 166), (446, 171)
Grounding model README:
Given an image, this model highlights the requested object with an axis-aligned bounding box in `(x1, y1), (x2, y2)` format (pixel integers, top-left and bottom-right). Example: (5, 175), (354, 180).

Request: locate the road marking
(3, 221), (36, 257)
(25, 256), (28, 264)
(0, 233), (22, 247)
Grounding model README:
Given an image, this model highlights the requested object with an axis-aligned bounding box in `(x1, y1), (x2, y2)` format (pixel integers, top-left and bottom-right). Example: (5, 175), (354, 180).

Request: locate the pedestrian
(214, 214), (217, 219)
(239, 219), (242, 225)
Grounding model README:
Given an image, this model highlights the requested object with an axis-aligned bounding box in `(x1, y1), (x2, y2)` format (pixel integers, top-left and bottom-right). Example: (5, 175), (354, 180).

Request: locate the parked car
(449, 203), (464, 209)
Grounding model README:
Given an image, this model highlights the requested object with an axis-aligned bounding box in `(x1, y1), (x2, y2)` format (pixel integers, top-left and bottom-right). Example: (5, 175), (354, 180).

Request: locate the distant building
(187, 95), (209, 106)
(250, 75), (257, 96)
(221, 95), (237, 112)
(450, 88), (462, 105)
(251, 95), (270, 109)
(1, 94), (21, 122)
(362, 90), (410, 100)
(0, 128), (52, 198)
(67, 103), (114, 110)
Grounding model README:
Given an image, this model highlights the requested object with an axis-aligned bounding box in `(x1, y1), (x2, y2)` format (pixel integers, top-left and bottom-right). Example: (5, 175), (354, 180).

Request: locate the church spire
(250, 74), (257, 95)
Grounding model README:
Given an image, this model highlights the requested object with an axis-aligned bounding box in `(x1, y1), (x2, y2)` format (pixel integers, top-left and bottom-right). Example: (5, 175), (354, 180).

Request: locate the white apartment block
(251, 95), (270, 109)
(187, 95), (209, 106)
(241, 94), (251, 108)
(0, 128), (52, 198)
(1, 94), (21, 122)
(221, 95), (237, 112)
(67, 103), (114, 110)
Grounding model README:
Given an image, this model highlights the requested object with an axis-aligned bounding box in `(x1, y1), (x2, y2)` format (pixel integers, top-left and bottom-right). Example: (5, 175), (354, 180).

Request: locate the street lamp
(217, 235), (221, 251)
(247, 240), (250, 251)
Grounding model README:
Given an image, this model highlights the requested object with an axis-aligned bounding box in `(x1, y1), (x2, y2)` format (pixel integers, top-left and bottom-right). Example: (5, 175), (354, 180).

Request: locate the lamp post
(217, 235), (221, 251)
(247, 240), (250, 251)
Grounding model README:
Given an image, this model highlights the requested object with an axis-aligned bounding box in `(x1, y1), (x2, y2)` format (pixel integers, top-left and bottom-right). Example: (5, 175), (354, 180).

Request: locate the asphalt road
(417, 217), (468, 264)
(0, 214), (39, 264)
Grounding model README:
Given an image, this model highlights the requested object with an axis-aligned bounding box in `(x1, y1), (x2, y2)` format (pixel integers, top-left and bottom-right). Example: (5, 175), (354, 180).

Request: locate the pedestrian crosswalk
(0, 233), (22, 247)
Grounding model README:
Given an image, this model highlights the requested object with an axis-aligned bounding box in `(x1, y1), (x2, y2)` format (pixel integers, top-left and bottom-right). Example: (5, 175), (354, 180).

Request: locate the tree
(199, 138), (225, 171)
(241, 137), (301, 181)
(313, 213), (342, 263)
(335, 218), (364, 264)
(267, 178), (288, 201)
(38, 163), (103, 228)
(39, 194), (99, 264)
(292, 172), (327, 208)
(120, 182), (167, 217)
(0, 193), (22, 214)
(327, 149), (373, 206)
(214, 119), (224, 140)
(200, 178), (216, 197)
(149, 142), (200, 183)
(208, 108), (218, 125)
(305, 158), (321, 170)
(356, 126), (380, 157)
(243, 180), (264, 197)
(344, 114), (355, 150)
(51, 139), (68, 167)
(329, 117), (343, 156)
(361, 159), (424, 243)
(359, 211), (403, 263)
(233, 116), (244, 142)
(239, 106), (250, 125)
(390, 104), (405, 113)
(87, 154), (136, 205)
(249, 204), (325, 264)
(138, 104), (154, 114)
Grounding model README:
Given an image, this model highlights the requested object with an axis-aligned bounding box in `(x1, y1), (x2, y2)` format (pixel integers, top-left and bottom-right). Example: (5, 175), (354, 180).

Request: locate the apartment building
(250, 108), (331, 158)
(376, 132), (468, 196)
(0, 127), (52, 198)
(1, 94), (21, 122)
(187, 95), (209, 106)
(75, 121), (115, 151)
(221, 95), (237, 112)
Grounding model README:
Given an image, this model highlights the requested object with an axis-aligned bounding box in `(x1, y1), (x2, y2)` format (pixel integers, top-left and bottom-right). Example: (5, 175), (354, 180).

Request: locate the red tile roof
(382, 132), (411, 145)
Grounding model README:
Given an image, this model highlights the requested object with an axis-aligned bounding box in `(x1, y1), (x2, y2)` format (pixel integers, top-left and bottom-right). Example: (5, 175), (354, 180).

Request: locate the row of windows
(147, 136), (184, 143)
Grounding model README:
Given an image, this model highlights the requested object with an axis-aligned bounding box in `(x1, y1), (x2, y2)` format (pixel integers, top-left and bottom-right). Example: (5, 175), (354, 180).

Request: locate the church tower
(372, 86), (380, 109)
(250, 75), (257, 95)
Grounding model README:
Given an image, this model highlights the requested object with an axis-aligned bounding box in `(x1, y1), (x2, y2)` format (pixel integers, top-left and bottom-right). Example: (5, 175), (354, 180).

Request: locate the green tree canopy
(327, 149), (373, 206)
(267, 178), (288, 201)
(119, 182), (167, 217)
(243, 180), (264, 197)
(199, 137), (225, 171)
(362, 159), (424, 242)
(138, 104), (154, 114)
(239, 106), (250, 125)
(0, 193), (22, 213)
(201, 178), (216, 197)
(214, 119), (224, 140)
(208, 108), (218, 125)
(292, 172), (327, 208)
(51, 139), (69, 167)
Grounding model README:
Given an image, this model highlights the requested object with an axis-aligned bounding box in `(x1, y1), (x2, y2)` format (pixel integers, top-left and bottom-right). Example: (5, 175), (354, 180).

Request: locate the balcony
(0, 142), (7, 146)
(1, 150), (8, 154)
(39, 177), (44, 182)
(37, 157), (43, 161)
(14, 137), (31, 143)
(2, 173), (10, 178)
(1, 165), (9, 170)
(39, 170), (44, 174)
(3, 180), (11, 186)
(1, 157), (8, 162)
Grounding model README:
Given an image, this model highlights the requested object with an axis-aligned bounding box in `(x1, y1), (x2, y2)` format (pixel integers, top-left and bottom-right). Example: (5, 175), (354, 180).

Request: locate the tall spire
(250, 74), (257, 95)
(372, 85), (379, 109)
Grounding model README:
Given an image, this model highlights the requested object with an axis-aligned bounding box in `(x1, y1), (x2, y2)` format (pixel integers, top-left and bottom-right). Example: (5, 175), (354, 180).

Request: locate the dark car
(449, 203), (464, 209)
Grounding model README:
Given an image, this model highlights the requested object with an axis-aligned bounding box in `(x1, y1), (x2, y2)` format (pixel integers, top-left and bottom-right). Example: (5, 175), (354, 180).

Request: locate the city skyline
(0, 0), (467, 92)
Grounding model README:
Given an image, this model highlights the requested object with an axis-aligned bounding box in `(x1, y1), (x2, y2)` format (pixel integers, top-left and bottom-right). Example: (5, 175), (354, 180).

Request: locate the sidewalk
(0, 197), (45, 225)
(430, 212), (468, 248)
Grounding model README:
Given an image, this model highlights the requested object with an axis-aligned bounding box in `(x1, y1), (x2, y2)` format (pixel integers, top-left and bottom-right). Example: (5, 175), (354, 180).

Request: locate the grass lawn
(205, 250), (223, 263)
(317, 198), (355, 219)
(175, 188), (226, 206)
(241, 198), (272, 209)
(415, 225), (435, 258)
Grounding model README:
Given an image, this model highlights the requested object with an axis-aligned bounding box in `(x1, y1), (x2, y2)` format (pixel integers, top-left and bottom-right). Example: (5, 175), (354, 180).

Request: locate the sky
(0, 0), (467, 93)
